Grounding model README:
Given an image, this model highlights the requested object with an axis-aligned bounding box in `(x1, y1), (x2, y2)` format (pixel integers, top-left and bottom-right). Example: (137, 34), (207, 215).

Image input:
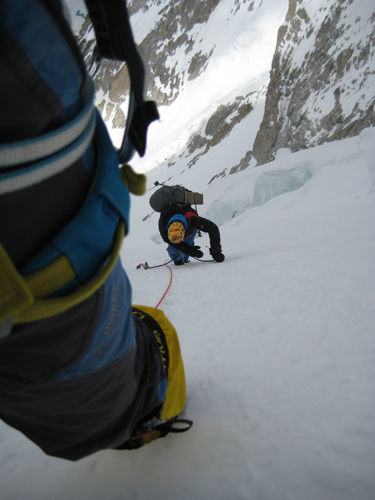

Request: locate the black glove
(176, 242), (203, 258)
(187, 245), (204, 258)
(210, 246), (225, 262)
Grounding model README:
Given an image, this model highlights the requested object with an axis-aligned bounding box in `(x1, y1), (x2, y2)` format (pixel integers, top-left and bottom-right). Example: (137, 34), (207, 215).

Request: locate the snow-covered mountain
(70, 0), (374, 174)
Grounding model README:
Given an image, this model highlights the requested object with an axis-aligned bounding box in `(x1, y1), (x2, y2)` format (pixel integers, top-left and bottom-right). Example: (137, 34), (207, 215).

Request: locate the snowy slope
(1, 127), (375, 500)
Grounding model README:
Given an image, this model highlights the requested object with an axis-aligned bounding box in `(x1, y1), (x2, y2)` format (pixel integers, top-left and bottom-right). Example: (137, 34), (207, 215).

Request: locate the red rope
(155, 263), (173, 309)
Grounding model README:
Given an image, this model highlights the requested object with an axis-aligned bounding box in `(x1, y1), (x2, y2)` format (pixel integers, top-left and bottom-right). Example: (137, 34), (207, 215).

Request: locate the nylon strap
(0, 111), (96, 195)
(0, 222), (125, 324)
(0, 80), (95, 168)
(0, 244), (34, 321)
(83, 0), (159, 162)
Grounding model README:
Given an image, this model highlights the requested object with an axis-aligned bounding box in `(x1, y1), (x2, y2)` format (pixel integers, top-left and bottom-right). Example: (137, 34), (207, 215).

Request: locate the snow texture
(1, 125), (375, 500)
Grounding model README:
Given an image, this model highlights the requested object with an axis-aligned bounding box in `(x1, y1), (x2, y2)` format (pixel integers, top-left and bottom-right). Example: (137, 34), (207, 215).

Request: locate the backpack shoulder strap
(184, 208), (198, 218)
(83, 0), (159, 161)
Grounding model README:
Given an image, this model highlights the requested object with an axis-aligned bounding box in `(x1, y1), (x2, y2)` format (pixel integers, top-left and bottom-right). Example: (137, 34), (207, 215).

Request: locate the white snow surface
(1, 127), (375, 499)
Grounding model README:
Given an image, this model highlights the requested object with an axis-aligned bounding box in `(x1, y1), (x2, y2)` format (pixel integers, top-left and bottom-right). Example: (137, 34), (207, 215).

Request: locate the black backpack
(149, 183), (203, 212)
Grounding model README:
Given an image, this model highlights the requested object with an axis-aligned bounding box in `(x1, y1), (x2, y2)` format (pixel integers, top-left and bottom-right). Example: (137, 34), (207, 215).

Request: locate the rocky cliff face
(252, 0), (375, 164)
(128, 0), (220, 105)
(76, 0), (225, 124)
(74, 0), (375, 169)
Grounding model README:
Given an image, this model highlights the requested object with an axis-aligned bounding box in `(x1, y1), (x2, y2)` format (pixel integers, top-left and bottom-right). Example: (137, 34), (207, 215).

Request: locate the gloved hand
(177, 242), (203, 258)
(210, 246), (225, 262)
(186, 245), (204, 258)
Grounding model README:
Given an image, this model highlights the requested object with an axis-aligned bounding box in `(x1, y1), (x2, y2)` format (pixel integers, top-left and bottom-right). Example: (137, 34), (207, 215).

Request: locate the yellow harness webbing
(0, 222), (125, 324)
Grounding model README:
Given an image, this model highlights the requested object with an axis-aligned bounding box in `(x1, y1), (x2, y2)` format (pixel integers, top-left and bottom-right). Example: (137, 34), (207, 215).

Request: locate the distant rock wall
(76, 0), (375, 169)
(77, 0), (221, 128)
(131, 0), (220, 105)
(253, 0), (375, 165)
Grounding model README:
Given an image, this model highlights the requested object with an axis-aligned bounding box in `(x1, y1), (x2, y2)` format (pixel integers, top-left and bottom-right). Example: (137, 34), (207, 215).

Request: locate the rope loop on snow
(136, 255), (213, 309)
(155, 261), (173, 309)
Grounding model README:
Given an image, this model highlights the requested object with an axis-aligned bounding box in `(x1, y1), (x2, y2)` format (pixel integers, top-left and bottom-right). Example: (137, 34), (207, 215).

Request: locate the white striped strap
(0, 111), (96, 195)
(0, 80), (95, 168)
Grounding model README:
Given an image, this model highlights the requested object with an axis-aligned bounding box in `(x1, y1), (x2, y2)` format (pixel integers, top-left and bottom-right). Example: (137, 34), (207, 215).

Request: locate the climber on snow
(158, 207), (225, 265)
